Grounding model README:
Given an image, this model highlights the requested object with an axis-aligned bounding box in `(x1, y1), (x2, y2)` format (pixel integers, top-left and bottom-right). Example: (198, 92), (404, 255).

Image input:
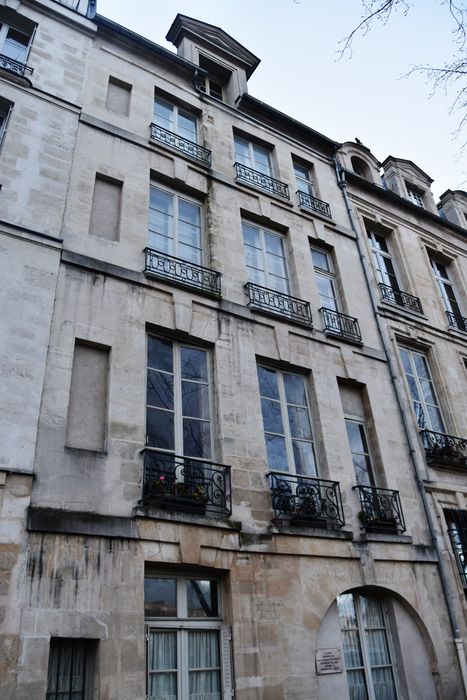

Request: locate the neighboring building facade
(0, 2), (466, 699)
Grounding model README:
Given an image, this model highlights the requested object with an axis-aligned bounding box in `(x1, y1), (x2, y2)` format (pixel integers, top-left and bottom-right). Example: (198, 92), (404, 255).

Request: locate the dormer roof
(166, 14), (260, 78)
(382, 156), (433, 184)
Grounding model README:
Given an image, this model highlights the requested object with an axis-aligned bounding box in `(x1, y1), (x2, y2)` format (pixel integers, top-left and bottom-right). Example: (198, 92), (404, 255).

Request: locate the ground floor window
(337, 593), (398, 700)
(145, 573), (232, 699)
(46, 638), (96, 700)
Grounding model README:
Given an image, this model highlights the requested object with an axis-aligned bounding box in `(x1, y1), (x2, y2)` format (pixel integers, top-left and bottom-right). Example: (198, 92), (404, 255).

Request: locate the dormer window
(406, 184), (424, 208)
(199, 76), (223, 101)
(198, 54), (231, 102)
(351, 156), (371, 180)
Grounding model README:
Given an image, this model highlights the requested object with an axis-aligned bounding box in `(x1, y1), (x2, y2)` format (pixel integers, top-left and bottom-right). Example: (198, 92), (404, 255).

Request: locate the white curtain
(188, 630), (221, 700)
(149, 631), (177, 700)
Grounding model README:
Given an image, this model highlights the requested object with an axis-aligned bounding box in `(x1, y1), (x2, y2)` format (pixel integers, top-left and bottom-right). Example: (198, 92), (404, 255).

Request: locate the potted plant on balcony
(150, 475), (208, 514)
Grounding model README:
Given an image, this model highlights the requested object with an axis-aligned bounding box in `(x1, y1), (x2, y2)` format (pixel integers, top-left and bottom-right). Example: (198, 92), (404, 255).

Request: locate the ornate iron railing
(150, 123), (211, 167)
(245, 282), (312, 326)
(268, 472), (345, 528)
(234, 162), (289, 199)
(446, 311), (467, 332)
(420, 429), (467, 468)
(0, 54), (33, 78)
(144, 248), (221, 297)
(297, 190), (332, 218)
(354, 485), (406, 533)
(320, 308), (362, 344)
(447, 526), (467, 586)
(141, 449), (231, 517)
(379, 283), (423, 314)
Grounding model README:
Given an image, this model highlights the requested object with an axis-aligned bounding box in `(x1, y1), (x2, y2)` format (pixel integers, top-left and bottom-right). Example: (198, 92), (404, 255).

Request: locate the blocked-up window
(65, 341), (110, 451)
(105, 76), (132, 116)
(89, 174), (123, 241)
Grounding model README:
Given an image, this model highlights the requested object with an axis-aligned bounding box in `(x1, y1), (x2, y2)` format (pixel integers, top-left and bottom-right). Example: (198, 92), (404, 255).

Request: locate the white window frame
(367, 230), (401, 292)
(242, 221), (290, 294)
(148, 184), (204, 265)
(293, 161), (314, 196)
(234, 135), (273, 177)
(344, 417), (375, 487)
(405, 184), (424, 208)
(200, 75), (223, 101)
(399, 347), (445, 432)
(146, 336), (213, 460)
(310, 247), (339, 311)
(337, 592), (400, 700)
(430, 258), (463, 318)
(0, 18), (34, 64)
(145, 574), (232, 700)
(153, 96), (197, 143)
(257, 365), (317, 477)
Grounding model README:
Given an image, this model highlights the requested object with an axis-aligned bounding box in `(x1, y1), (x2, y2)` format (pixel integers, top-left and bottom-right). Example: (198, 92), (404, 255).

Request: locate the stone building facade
(0, 2), (466, 698)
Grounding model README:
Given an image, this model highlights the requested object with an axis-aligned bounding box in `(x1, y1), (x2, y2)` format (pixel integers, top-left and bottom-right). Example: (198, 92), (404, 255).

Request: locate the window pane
(346, 669), (369, 700)
(147, 407), (175, 450)
(182, 381), (210, 420)
(183, 418), (211, 458)
(147, 370), (174, 410)
(178, 111), (197, 142)
(3, 29), (29, 62)
(311, 249), (330, 271)
(261, 397), (284, 434)
(187, 580), (218, 617)
(288, 406), (312, 440)
(148, 337), (173, 372)
(242, 223), (260, 248)
(257, 366), (279, 400)
(345, 421), (366, 454)
(154, 98), (174, 131)
(283, 374), (307, 406)
(264, 231), (285, 256)
(181, 347), (208, 381)
(252, 144), (271, 175)
(371, 667), (397, 700)
(244, 243), (264, 271)
(292, 440), (317, 476)
(337, 593), (358, 630)
(188, 631), (221, 699)
(149, 631), (177, 700)
(265, 434), (288, 471)
(234, 136), (250, 165)
(145, 579), (177, 617)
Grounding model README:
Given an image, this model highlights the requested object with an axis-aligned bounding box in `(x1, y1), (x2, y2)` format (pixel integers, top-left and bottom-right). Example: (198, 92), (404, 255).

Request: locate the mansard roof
(166, 14), (260, 78)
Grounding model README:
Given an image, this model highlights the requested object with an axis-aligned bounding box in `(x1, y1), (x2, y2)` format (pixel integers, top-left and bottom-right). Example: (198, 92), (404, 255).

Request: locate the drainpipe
(333, 155), (467, 697)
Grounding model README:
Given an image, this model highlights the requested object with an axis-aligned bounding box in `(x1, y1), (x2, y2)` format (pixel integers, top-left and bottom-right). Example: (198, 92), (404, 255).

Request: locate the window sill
(134, 505), (239, 530)
(64, 445), (107, 456)
(235, 178), (293, 206)
(148, 133), (211, 168)
(378, 298), (426, 320)
(270, 520), (353, 539)
(356, 531), (412, 544)
(0, 65), (33, 88)
(323, 329), (363, 346)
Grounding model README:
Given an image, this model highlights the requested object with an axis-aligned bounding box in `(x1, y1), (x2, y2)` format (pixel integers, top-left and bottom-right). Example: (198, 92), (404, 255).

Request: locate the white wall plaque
(315, 648), (343, 675)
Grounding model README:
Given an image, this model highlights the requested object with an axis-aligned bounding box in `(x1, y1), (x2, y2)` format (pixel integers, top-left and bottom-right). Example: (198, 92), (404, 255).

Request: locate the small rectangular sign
(316, 648), (343, 675)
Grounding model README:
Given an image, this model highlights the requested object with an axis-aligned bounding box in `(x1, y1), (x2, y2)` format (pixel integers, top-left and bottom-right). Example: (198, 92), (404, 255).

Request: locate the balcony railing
(446, 311), (467, 332)
(141, 449), (231, 518)
(379, 283), (423, 314)
(144, 248), (221, 297)
(0, 54), (33, 78)
(234, 162), (289, 199)
(297, 190), (332, 218)
(320, 307), (362, 344)
(268, 472), (345, 528)
(420, 429), (467, 469)
(354, 485), (406, 533)
(245, 282), (312, 326)
(150, 124), (211, 167)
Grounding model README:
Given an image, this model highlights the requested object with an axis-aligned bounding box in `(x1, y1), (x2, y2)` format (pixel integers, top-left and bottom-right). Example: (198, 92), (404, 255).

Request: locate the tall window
(430, 259), (463, 319)
(257, 365), (316, 476)
(0, 19), (31, 64)
(146, 336), (212, 459)
(293, 161), (314, 196)
(445, 509), (467, 586)
(337, 593), (398, 700)
(367, 230), (400, 293)
(399, 348), (445, 432)
(145, 574), (232, 699)
(46, 638), (96, 700)
(242, 221), (289, 293)
(311, 248), (338, 311)
(406, 184), (424, 208)
(149, 186), (202, 265)
(234, 135), (272, 176)
(345, 419), (374, 487)
(154, 97), (197, 143)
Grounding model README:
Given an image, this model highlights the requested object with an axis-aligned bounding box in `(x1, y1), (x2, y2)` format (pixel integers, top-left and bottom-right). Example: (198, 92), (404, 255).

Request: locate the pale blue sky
(97, 0), (466, 200)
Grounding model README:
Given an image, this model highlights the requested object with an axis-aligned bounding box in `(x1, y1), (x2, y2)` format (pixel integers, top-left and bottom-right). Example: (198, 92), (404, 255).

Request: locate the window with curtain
(257, 365), (317, 476)
(149, 186), (203, 265)
(145, 575), (231, 700)
(398, 347), (445, 432)
(337, 593), (398, 700)
(46, 638), (95, 700)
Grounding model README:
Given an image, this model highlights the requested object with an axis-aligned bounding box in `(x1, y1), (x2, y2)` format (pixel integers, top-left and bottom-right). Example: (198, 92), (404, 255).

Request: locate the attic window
(405, 183), (424, 208)
(198, 54), (231, 102)
(351, 156), (370, 180)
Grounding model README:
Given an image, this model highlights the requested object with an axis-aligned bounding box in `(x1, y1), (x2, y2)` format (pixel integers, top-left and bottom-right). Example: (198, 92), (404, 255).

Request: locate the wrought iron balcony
(0, 54), (33, 78)
(320, 307), (362, 344)
(446, 311), (467, 332)
(245, 282), (312, 326)
(141, 449), (231, 518)
(297, 190), (332, 218)
(144, 248), (221, 297)
(354, 485), (406, 533)
(149, 123), (211, 167)
(234, 162), (289, 199)
(420, 429), (467, 470)
(379, 283), (423, 314)
(268, 472), (345, 528)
